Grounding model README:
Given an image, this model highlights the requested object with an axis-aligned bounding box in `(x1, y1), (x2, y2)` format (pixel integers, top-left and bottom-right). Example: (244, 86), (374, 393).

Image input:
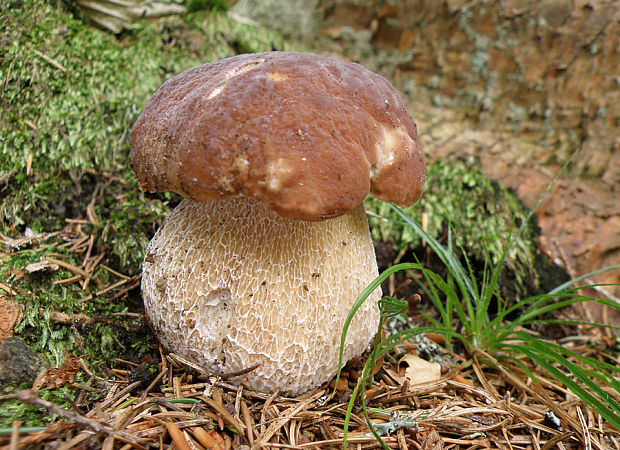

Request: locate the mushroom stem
(141, 196), (381, 394)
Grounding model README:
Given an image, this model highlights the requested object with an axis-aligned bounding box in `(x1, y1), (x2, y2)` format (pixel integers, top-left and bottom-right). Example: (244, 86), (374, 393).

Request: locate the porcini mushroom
(130, 51), (425, 395)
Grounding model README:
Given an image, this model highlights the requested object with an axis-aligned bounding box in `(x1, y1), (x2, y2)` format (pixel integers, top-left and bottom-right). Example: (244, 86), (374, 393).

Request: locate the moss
(0, 384), (77, 428)
(0, 242), (144, 367)
(366, 157), (542, 299)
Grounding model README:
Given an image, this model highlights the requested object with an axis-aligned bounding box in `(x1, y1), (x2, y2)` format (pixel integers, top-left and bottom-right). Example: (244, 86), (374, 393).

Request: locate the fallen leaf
(400, 353), (441, 386)
(329, 377), (349, 392)
(0, 295), (22, 345)
(33, 353), (82, 390)
(10, 268), (24, 278)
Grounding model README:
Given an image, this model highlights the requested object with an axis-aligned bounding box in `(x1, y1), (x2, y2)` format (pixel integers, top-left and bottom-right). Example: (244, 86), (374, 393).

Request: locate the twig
(99, 264), (131, 280)
(108, 274), (141, 301)
(9, 420), (20, 450)
(31, 49), (67, 72)
(44, 256), (91, 281)
(79, 278), (129, 303)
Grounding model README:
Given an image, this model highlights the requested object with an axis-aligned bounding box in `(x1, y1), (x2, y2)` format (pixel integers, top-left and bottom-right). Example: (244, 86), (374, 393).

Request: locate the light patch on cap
(207, 60), (265, 100)
(370, 126), (407, 180)
(267, 72), (288, 82)
(207, 85), (224, 100)
(266, 158), (295, 192)
(230, 60), (263, 78)
(233, 155), (250, 179)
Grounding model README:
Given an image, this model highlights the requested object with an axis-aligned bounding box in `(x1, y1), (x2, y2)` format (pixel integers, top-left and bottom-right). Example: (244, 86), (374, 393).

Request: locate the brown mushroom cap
(130, 51), (425, 221)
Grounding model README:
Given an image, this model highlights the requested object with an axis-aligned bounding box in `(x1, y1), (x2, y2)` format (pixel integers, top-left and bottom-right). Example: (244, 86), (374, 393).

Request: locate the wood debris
(0, 296), (22, 345)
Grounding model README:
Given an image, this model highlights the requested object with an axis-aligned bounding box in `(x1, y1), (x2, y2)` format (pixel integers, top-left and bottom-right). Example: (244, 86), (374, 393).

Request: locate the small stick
(66, 234), (90, 252)
(9, 420), (20, 450)
(53, 274), (82, 285)
(81, 235), (95, 270)
(0, 283), (18, 295)
(99, 264), (132, 280)
(108, 275), (141, 301)
(44, 256), (91, 280)
(79, 278), (129, 303)
(31, 49), (67, 72)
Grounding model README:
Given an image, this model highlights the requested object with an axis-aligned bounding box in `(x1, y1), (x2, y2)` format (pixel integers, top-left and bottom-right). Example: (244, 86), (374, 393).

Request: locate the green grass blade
(479, 243), (509, 323)
(522, 351), (620, 420)
(519, 295), (604, 323)
(335, 262), (423, 393)
(420, 267), (470, 331)
(342, 370), (366, 448)
(515, 332), (620, 379)
(548, 265), (620, 295)
(409, 252), (452, 330)
(521, 318), (620, 335)
(486, 290), (579, 329)
(451, 229), (482, 327)
(419, 310), (445, 329)
(388, 204), (476, 301)
(511, 338), (620, 427)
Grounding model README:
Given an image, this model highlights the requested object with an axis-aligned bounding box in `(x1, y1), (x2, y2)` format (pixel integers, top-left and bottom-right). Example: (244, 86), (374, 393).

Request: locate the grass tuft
(338, 202), (620, 448)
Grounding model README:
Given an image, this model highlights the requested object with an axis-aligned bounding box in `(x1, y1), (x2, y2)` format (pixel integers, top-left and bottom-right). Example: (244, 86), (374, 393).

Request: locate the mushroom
(130, 51), (426, 395)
